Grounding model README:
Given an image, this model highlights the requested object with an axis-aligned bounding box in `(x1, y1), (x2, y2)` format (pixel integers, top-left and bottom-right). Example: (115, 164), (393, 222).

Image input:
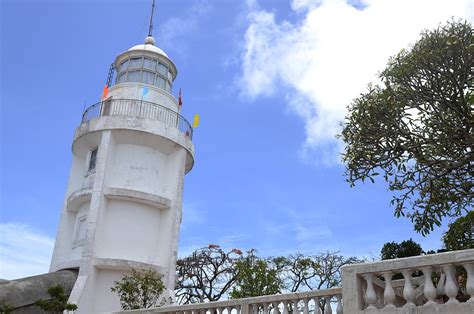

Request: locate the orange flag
(101, 85), (109, 100)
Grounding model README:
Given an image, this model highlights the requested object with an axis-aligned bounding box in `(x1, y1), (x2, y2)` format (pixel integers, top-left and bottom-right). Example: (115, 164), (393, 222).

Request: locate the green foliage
(443, 211), (474, 251)
(380, 239), (424, 260)
(340, 20), (473, 235)
(0, 299), (14, 314)
(230, 251), (282, 299)
(35, 285), (77, 313)
(111, 268), (170, 310)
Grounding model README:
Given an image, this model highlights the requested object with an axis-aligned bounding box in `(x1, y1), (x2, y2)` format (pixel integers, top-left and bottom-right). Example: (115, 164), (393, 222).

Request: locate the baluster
(362, 274), (377, 309)
(402, 269), (415, 306)
(292, 299), (299, 314)
(226, 306), (233, 314)
(272, 302), (280, 314)
(464, 262), (474, 304)
(313, 297), (320, 314)
(324, 296), (332, 314)
(382, 271), (396, 308)
(264, 303), (269, 314)
(421, 266), (437, 305)
(303, 298), (309, 314)
(282, 301), (289, 314)
(442, 264), (459, 304)
(336, 295), (343, 314)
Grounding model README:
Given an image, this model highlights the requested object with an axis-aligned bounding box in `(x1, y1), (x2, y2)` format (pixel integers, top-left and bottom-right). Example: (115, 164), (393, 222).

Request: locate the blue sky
(1, 0), (472, 279)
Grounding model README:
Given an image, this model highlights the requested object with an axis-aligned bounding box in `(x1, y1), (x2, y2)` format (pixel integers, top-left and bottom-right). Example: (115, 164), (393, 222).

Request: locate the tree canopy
(380, 239), (424, 260)
(111, 269), (169, 310)
(442, 211), (474, 251)
(340, 20), (473, 235)
(230, 250), (282, 299)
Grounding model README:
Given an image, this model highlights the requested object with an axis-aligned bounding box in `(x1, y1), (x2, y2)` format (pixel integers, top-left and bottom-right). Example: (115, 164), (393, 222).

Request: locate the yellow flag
(192, 114), (200, 128)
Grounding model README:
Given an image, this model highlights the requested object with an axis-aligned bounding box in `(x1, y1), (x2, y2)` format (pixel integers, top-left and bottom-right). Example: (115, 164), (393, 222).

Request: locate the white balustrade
(341, 249), (474, 313)
(401, 269), (415, 306)
(114, 249), (474, 314)
(442, 264), (459, 304)
(362, 274), (377, 309)
(381, 272), (396, 308)
(420, 266), (437, 305)
(464, 262), (474, 304)
(116, 289), (343, 314)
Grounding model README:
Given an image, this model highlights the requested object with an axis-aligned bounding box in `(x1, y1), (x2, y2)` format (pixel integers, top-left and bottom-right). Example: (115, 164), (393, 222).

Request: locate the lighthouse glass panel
(115, 56), (173, 92)
(143, 58), (157, 71)
(129, 57), (142, 68)
(157, 63), (167, 76)
(142, 71), (155, 85)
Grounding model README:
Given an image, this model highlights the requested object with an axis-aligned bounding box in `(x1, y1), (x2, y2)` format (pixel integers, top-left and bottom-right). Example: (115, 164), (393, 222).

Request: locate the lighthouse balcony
(81, 98), (193, 140)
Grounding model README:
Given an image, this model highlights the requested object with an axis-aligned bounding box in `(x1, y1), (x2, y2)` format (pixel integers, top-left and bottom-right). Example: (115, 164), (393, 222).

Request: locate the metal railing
(81, 99), (193, 140)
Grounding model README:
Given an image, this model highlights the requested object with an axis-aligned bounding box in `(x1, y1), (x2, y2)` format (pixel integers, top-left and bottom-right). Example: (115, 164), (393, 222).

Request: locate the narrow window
(89, 148), (98, 171)
(74, 215), (87, 245)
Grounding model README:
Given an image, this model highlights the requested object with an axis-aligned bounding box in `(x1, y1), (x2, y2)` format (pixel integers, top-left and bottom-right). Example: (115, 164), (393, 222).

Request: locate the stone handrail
(118, 288), (343, 314)
(341, 249), (474, 313)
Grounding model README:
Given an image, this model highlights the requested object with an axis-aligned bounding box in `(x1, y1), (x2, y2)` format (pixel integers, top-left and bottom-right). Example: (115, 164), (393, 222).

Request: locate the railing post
(241, 302), (249, 314)
(341, 264), (362, 313)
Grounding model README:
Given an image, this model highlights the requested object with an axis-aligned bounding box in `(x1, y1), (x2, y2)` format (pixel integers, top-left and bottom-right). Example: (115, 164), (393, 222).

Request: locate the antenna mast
(148, 0), (156, 37)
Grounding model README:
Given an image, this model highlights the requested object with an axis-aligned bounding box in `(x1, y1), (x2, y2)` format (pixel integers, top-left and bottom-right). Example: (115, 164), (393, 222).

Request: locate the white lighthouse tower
(49, 4), (194, 312)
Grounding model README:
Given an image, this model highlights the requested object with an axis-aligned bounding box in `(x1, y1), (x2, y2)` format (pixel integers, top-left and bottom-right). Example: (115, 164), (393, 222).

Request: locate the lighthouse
(49, 4), (194, 312)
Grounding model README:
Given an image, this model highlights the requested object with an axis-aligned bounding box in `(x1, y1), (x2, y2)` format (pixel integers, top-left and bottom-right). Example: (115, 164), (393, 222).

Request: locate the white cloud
(0, 223), (54, 280)
(239, 0), (472, 164)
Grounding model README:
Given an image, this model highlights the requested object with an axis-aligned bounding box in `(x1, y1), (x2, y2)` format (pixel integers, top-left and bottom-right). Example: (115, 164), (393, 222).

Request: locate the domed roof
(128, 36), (169, 58)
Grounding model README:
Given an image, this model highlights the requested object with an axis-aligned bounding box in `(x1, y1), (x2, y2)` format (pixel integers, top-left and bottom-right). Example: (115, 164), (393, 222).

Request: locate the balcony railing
(342, 249), (474, 313)
(117, 288), (343, 314)
(81, 99), (193, 140)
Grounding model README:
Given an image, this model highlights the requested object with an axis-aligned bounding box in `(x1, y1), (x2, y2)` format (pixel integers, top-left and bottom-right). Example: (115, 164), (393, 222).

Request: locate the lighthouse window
(88, 148), (98, 171)
(155, 76), (166, 89)
(157, 63), (167, 76)
(143, 58), (157, 71)
(119, 60), (129, 73)
(167, 71), (173, 81)
(127, 70), (140, 82)
(129, 57), (143, 68)
(117, 73), (127, 84)
(142, 71), (155, 85)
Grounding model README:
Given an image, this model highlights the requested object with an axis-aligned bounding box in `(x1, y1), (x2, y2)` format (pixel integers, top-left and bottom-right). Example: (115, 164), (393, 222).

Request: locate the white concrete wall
(95, 199), (169, 265)
(90, 269), (123, 312)
(106, 143), (167, 197)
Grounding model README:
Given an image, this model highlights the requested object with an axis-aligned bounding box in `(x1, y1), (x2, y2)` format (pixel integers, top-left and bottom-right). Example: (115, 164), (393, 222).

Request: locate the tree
(271, 252), (363, 312)
(175, 245), (245, 304)
(0, 300), (14, 314)
(380, 239), (424, 260)
(230, 250), (282, 299)
(443, 211), (474, 251)
(111, 268), (170, 310)
(340, 20), (473, 235)
(35, 285), (77, 313)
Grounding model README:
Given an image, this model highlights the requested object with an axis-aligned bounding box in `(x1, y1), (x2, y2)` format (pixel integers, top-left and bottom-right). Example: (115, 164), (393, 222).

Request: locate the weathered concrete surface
(0, 270), (78, 311)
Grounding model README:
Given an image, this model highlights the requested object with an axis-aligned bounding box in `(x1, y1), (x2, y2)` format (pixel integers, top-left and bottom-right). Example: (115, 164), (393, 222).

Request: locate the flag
(192, 114), (200, 128)
(142, 87), (149, 98)
(178, 88), (182, 111)
(101, 85), (108, 100)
